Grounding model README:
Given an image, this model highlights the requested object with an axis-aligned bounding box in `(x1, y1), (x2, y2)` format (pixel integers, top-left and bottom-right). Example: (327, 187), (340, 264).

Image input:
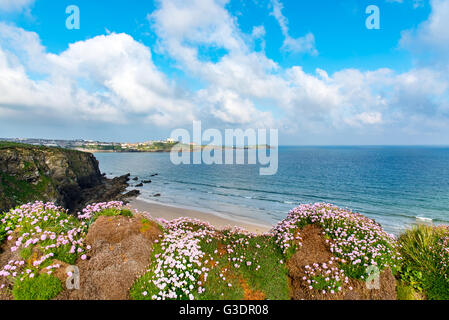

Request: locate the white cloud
(270, 0), (318, 55)
(252, 25), (266, 39)
(0, 24), (196, 126)
(0, 0), (34, 13)
(346, 112), (383, 127)
(1, 0), (449, 143)
(400, 0), (449, 65)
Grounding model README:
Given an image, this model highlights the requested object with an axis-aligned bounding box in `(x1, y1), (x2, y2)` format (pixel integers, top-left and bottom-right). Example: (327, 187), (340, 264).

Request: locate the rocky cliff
(0, 142), (139, 213)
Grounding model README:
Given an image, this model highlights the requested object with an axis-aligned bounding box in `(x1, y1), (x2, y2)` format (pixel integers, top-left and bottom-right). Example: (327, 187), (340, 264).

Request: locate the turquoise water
(95, 146), (449, 235)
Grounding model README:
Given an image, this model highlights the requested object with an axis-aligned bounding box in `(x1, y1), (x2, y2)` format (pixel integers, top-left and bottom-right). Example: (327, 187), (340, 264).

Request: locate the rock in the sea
(135, 183), (144, 187)
(153, 193), (161, 197)
(142, 180), (152, 184)
(132, 177), (138, 181)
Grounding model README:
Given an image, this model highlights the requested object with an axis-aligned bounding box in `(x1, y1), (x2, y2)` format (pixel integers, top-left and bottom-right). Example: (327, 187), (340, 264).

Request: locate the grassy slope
(130, 227), (290, 301)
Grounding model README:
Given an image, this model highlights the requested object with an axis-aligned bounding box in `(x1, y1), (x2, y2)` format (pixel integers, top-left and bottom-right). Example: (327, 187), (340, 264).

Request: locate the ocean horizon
(95, 146), (449, 236)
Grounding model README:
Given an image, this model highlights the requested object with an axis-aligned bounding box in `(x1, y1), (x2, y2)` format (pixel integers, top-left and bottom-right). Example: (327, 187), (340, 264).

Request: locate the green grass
(129, 242), (163, 300)
(12, 274), (63, 300)
(0, 171), (55, 210)
(396, 282), (425, 300)
(397, 225), (449, 300)
(200, 234), (290, 300)
(86, 208), (134, 228)
(19, 247), (33, 261)
(140, 218), (164, 234)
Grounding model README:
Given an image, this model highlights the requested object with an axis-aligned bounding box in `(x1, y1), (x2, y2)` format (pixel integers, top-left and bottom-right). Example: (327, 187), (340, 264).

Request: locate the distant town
(0, 138), (271, 153)
(0, 137), (179, 153)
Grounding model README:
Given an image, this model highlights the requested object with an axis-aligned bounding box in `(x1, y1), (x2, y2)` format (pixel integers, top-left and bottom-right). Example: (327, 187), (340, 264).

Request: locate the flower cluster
(77, 201), (124, 220)
(0, 201), (122, 286)
(437, 236), (449, 279)
(133, 216), (272, 300)
(0, 202), (90, 282)
(271, 214), (303, 256)
(149, 218), (216, 300)
(271, 203), (400, 279)
(303, 258), (349, 295)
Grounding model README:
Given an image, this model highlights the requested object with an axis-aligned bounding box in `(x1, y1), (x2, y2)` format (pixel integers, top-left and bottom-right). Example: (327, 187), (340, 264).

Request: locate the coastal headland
(0, 143), (448, 301)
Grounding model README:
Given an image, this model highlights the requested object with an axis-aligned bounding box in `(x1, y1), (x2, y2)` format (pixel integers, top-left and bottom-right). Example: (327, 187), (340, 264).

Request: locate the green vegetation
(0, 171), (55, 209)
(19, 247), (33, 261)
(12, 274), (63, 300)
(2, 198), (449, 301)
(140, 217), (164, 234)
(91, 208), (133, 221)
(0, 202), (89, 283)
(82, 144), (123, 151)
(130, 219), (290, 301)
(81, 141), (179, 152)
(0, 141), (45, 150)
(129, 242), (164, 300)
(396, 281), (425, 300)
(198, 233), (290, 300)
(397, 224), (449, 300)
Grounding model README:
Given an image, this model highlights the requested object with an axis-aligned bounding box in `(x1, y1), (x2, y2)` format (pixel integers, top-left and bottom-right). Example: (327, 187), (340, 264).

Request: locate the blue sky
(0, 0), (448, 145)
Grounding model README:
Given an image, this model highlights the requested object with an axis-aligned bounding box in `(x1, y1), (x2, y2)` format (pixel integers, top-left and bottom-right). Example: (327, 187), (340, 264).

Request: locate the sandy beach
(127, 198), (272, 234)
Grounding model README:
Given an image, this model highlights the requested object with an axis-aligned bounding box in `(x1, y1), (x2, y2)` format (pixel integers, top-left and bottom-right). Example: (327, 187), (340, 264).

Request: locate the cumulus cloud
(148, 0), (449, 135)
(1, 0), (449, 142)
(400, 0), (449, 65)
(0, 23), (196, 126)
(270, 0), (317, 55)
(0, 0), (34, 13)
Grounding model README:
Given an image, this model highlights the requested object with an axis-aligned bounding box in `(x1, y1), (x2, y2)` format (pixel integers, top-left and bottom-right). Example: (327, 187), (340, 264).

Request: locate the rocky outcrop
(57, 215), (162, 300)
(0, 143), (139, 213)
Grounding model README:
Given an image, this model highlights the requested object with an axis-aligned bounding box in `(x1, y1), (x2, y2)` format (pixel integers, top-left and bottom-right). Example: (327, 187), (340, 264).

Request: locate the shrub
(77, 201), (128, 226)
(398, 225), (449, 300)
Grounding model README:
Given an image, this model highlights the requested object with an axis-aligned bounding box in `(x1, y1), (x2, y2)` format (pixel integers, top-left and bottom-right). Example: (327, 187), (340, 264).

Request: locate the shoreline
(127, 198), (272, 235)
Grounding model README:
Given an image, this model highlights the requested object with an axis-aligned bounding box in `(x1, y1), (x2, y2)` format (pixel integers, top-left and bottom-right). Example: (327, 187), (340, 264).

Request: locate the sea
(95, 146), (449, 235)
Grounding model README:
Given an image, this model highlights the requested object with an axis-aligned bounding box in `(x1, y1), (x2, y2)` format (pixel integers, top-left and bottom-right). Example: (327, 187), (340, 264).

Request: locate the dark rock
(142, 180), (152, 184)
(0, 144), (138, 214)
(135, 183), (143, 187)
(132, 177), (138, 181)
(122, 189), (140, 199)
(153, 193), (161, 197)
(73, 174), (139, 212)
